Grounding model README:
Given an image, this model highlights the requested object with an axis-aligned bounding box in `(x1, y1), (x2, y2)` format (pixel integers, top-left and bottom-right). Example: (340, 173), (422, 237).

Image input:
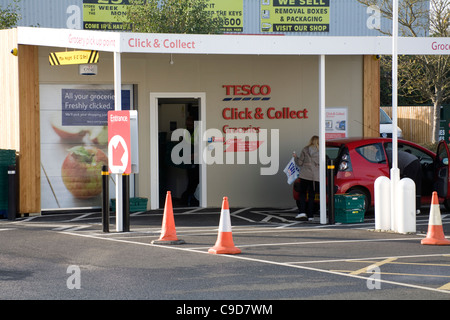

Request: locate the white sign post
(114, 52), (123, 232)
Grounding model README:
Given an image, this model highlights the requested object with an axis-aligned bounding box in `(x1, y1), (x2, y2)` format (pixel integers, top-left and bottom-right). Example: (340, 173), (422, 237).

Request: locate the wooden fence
(381, 106), (434, 144)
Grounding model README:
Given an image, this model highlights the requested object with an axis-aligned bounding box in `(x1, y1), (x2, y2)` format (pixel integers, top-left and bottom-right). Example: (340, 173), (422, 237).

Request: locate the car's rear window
(355, 143), (385, 163)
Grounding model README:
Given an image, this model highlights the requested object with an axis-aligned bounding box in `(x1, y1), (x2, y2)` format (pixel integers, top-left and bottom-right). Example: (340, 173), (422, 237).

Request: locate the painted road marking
(52, 225), (90, 232)
(184, 237), (423, 250)
(327, 256), (450, 291)
(69, 212), (96, 221)
(438, 283), (450, 291)
(350, 257), (398, 275)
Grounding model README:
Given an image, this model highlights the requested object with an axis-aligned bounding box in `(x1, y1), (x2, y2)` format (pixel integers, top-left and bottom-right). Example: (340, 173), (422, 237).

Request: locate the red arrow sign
(112, 141), (126, 166)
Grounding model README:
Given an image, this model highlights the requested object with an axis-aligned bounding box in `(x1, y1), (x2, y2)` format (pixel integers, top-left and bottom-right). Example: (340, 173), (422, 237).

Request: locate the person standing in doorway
(182, 115), (199, 206)
(293, 135), (319, 221)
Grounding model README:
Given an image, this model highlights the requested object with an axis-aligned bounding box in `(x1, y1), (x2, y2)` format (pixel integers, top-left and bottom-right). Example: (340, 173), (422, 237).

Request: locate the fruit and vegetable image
(61, 146), (108, 199)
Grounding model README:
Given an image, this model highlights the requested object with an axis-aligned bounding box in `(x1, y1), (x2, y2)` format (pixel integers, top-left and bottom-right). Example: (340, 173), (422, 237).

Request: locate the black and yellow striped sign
(49, 50), (99, 66)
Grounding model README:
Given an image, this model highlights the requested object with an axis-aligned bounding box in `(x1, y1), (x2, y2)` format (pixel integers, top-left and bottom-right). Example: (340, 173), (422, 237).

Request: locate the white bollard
(375, 176), (391, 231)
(396, 178), (416, 234)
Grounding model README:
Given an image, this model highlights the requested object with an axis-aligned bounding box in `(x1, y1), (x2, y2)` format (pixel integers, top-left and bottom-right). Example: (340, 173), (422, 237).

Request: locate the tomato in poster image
(61, 146), (108, 199)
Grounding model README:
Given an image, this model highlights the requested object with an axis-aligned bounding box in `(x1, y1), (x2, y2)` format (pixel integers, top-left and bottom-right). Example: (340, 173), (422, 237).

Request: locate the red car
(325, 137), (450, 211)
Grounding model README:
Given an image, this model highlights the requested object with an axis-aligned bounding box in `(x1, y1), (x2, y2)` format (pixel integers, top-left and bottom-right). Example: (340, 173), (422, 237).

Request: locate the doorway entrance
(149, 92), (207, 209)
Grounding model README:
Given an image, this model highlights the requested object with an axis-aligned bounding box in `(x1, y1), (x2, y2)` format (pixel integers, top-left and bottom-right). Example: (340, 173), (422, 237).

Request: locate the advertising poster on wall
(325, 107), (348, 140)
(261, 0), (330, 33)
(204, 0), (244, 32)
(40, 84), (133, 210)
(83, 0), (244, 32)
(83, 0), (133, 31)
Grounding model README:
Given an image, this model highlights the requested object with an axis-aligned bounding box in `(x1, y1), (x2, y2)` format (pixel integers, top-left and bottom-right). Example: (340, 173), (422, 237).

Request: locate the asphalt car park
(1, 206), (450, 301)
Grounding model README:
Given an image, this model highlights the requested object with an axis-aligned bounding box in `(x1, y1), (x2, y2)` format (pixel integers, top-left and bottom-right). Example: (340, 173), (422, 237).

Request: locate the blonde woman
(293, 135), (319, 221)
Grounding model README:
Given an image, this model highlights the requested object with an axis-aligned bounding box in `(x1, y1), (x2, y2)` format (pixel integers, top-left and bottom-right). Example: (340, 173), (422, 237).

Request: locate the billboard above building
(1, 0), (429, 36)
(261, 0), (330, 33)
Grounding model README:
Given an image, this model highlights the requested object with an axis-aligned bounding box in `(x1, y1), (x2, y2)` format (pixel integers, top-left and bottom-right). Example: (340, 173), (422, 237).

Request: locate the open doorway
(158, 98), (199, 207)
(149, 92), (206, 209)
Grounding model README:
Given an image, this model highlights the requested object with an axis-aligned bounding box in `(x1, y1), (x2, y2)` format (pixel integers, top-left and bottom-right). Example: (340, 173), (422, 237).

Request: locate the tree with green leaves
(0, 0), (20, 29)
(357, 0), (450, 143)
(124, 0), (223, 34)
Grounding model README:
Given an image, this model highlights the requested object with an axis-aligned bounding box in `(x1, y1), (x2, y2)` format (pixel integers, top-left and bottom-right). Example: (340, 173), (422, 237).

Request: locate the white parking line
(250, 210), (292, 223)
(69, 213), (96, 221)
(52, 225), (90, 232)
(9, 216), (38, 223)
(230, 208), (255, 222)
(285, 253), (450, 265)
(182, 236), (423, 250)
(179, 208), (204, 214)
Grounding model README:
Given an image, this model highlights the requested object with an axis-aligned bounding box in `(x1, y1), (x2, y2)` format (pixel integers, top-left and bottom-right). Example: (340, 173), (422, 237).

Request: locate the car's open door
(434, 140), (450, 200)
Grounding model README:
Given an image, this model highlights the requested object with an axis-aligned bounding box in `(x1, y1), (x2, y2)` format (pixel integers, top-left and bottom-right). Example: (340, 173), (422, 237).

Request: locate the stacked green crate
(0, 149), (16, 218)
(334, 194), (365, 223)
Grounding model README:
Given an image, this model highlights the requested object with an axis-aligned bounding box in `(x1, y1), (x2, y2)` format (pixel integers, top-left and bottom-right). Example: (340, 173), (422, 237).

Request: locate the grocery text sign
(108, 110), (131, 174)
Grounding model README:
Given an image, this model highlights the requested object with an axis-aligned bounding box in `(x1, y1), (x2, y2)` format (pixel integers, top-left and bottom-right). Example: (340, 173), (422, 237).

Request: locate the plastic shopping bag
(283, 157), (300, 185)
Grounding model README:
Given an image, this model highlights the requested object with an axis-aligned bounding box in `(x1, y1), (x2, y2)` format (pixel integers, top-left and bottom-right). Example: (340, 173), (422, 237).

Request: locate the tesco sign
(223, 84), (271, 96)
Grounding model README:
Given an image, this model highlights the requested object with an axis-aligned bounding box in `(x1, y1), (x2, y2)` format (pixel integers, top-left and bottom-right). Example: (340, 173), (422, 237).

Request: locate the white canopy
(17, 26), (450, 55)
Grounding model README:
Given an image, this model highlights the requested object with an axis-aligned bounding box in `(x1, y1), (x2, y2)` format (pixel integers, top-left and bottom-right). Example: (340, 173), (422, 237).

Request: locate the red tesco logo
(223, 85), (271, 96)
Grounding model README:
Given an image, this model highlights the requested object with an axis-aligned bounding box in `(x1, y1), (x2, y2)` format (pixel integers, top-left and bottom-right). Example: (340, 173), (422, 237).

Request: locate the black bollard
(101, 165), (109, 233)
(327, 159), (335, 225)
(122, 174), (130, 232)
(7, 165), (16, 221)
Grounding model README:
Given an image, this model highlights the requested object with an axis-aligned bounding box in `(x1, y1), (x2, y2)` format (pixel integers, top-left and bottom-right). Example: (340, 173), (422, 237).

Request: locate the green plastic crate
(0, 150), (16, 214)
(335, 194), (365, 210)
(0, 149), (16, 165)
(110, 197), (148, 212)
(335, 208), (365, 223)
(334, 194), (365, 223)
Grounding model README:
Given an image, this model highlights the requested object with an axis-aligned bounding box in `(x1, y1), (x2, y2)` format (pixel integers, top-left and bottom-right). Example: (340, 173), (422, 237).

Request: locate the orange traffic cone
(152, 191), (185, 245)
(208, 197), (241, 254)
(421, 191), (450, 245)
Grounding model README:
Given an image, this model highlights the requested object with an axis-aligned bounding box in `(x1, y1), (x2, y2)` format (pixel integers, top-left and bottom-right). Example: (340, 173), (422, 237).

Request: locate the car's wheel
(346, 187), (370, 212)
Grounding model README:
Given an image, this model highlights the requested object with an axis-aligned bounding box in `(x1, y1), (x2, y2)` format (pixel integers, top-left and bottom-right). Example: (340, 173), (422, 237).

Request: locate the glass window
(437, 143), (449, 166)
(356, 143), (385, 163)
(380, 109), (392, 124)
(385, 142), (433, 165)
